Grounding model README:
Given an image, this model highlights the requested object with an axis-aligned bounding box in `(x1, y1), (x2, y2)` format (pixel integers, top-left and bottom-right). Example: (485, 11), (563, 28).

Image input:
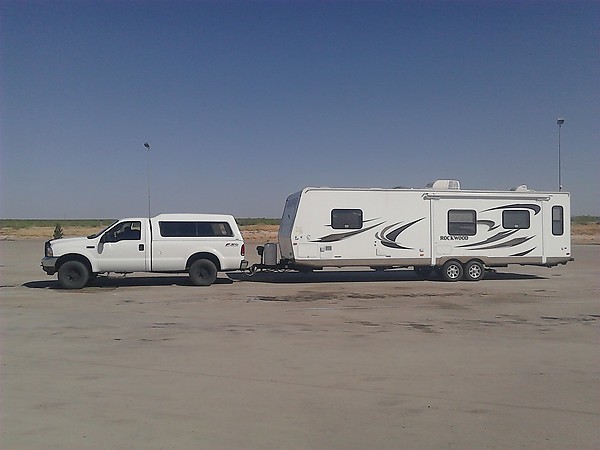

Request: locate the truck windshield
(87, 220), (118, 239)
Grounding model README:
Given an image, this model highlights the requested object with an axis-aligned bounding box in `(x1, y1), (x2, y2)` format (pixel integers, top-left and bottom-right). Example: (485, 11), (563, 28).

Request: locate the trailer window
(331, 209), (363, 229)
(552, 206), (564, 235)
(159, 221), (233, 237)
(502, 210), (530, 229)
(448, 210), (476, 236)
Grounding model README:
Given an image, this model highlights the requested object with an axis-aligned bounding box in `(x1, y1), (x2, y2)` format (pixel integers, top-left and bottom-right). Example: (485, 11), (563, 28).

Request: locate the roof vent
(510, 184), (530, 192)
(426, 179), (460, 190)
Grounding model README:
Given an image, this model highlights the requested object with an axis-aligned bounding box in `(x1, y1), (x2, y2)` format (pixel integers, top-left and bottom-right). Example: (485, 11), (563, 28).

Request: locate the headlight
(45, 241), (53, 257)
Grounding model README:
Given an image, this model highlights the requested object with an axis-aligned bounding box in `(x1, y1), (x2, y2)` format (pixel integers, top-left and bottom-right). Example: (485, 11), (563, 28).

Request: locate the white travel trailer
(266, 181), (571, 281)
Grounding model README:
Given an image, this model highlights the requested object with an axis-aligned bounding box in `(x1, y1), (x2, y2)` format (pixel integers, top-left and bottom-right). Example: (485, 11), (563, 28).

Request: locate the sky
(1, 0), (598, 218)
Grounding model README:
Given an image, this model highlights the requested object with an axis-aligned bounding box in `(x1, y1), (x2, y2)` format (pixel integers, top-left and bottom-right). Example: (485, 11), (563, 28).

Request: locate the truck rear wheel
(441, 260), (463, 282)
(189, 259), (217, 286)
(58, 260), (90, 289)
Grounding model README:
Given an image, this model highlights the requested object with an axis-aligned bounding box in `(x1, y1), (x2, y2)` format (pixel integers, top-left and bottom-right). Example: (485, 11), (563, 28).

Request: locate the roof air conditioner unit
(426, 179), (461, 190)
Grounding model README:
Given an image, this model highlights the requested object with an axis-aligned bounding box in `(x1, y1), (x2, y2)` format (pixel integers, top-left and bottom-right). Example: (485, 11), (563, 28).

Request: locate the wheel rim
(468, 264), (482, 279)
(447, 264), (461, 279)
(67, 270), (79, 281)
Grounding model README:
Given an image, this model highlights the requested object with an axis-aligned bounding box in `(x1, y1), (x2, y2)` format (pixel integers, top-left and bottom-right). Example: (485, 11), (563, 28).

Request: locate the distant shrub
(236, 218), (280, 226)
(572, 216), (600, 225)
(53, 223), (64, 239)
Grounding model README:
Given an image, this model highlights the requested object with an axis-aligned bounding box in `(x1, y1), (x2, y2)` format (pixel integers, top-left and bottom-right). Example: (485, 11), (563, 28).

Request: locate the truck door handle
(139, 244), (144, 251)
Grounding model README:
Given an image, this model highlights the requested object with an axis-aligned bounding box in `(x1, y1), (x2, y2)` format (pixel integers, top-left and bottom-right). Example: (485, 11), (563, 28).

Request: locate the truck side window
(502, 210), (530, 229)
(106, 221), (141, 242)
(448, 210), (476, 236)
(331, 209), (363, 230)
(552, 206), (564, 235)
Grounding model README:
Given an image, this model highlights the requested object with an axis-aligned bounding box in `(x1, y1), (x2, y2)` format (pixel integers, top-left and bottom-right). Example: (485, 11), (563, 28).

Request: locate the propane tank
(263, 243), (279, 267)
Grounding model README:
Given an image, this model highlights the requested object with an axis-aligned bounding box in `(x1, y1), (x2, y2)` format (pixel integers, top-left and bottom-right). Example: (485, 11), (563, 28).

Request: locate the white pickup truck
(41, 214), (248, 288)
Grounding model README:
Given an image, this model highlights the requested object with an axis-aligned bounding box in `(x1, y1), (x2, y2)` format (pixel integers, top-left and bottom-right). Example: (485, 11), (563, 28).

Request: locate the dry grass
(1, 223), (597, 244)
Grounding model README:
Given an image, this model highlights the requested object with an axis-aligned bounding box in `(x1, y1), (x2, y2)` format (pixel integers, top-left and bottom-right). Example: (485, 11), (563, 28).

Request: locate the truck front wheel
(58, 260), (90, 289)
(189, 259), (217, 286)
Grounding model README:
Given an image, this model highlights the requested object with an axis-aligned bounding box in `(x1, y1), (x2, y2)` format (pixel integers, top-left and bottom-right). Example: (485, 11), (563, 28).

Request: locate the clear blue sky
(1, 0), (598, 218)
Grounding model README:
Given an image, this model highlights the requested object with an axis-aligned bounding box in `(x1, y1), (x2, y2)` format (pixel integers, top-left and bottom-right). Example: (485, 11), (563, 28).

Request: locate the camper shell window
(331, 209), (363, 229)
(159, 221), (233, 237)
(448, 210), (476, 236)
(552, 206), (564, 235)
(502, 210), (530, 230)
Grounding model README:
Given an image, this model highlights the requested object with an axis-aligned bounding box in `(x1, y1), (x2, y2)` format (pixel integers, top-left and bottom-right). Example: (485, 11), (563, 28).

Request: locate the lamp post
(557, 118), (565, 191)
(143, 142), (151, 218)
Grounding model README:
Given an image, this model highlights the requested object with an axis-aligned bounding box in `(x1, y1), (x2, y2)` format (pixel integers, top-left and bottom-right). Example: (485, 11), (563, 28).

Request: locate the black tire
(464, 260), (485, 282)
(441, 260), (463, 282)
(58, 260), (90, 289)
(189, 259), (217, 286)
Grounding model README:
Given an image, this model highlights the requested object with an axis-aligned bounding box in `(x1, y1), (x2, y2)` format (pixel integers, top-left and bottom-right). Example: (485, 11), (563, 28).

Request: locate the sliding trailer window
(502, 210), (530, 230)
(552, 206), (564, 236)
(331, 209), (363, 230)
(448, 210), (477, 236)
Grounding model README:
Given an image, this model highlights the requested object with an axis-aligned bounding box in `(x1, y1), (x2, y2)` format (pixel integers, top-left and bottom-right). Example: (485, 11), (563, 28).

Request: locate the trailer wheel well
(186, 253), (221, 272)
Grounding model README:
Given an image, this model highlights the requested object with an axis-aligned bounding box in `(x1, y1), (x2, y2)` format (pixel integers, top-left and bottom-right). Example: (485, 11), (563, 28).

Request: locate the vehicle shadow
(23, 275), (234, 289)
(227, 269), (546, 284)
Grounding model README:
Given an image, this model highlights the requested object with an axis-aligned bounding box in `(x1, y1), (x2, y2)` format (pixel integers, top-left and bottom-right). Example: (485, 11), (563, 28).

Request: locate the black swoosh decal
(477, 220), (499, 231)
(380, 241), (412, 250)
(384, 218), (425, 242)
(483, 204), (541, 215)
(313, 222), (384, 243)
(457, 230), (518, 248)
(375, 218), (425, 250)
(473, 236), (535, 250)
(511, 247), (536, 257)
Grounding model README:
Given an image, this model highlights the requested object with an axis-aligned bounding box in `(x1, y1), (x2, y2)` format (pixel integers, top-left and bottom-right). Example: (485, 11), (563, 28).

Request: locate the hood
(49, 236), (94, 254)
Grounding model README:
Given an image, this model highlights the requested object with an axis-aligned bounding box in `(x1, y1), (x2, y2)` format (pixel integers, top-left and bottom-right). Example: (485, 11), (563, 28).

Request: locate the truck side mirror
(101, 233), (114, 244)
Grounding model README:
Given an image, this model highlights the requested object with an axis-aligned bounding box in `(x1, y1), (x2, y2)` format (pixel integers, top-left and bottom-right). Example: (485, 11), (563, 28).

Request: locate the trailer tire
(464, 260), (485, 282)
(441, 260), (463, 282)
(189, 259), (217, 286)
(58, 260), (90, 289)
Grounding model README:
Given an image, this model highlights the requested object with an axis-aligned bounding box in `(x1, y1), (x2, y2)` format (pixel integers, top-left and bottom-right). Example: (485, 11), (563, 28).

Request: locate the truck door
(96, 220), (149, 272)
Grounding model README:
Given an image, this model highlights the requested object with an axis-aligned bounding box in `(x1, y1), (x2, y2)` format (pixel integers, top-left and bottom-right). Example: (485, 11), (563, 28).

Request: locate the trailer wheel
(58, 260), (90, 289)
(441, 260), (463, 282)
(189, 259), (217, 286)
(464, 260), (485, 282)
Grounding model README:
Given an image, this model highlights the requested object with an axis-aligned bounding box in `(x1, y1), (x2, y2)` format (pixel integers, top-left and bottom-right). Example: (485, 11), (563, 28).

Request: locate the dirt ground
(0, 241), (598, 450)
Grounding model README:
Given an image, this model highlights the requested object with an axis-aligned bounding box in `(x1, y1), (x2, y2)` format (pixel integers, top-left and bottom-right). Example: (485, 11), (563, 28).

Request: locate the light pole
(557, 118), (565, 191)
(143, 142), (151, 218)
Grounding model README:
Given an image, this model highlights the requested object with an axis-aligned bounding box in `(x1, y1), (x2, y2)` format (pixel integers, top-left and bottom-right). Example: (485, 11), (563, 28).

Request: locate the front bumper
(41, 257), (59, 275)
